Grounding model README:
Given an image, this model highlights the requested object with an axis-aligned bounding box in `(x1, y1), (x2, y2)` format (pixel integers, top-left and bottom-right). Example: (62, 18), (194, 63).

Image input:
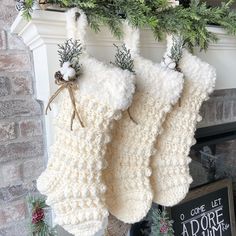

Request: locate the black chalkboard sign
(169, 179), (236, 236)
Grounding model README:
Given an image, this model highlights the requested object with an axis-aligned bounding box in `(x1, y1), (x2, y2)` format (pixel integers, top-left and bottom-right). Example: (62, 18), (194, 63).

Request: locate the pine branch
(27, 195), (48, 209)
(111, 44), (134, 73)
(18, 0), (236, 51)
(57, 39), (82, 72)
(27, 195), (57, 236)
(20, 0), (35, 20)
(170, 35), (184, 70)
(152, 0), (236, 50)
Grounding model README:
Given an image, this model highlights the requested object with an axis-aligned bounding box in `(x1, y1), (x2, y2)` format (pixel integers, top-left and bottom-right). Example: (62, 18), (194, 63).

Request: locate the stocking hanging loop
(123, 21), (140, 56)
(66, 7), (88, 47)
(162, 1), (183, 71)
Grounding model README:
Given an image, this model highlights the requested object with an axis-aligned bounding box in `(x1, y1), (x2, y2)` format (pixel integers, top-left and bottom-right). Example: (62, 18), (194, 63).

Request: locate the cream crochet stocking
(37, 9), (135, 236)
(103, 24), (183, 224)
(151, 36), (216, 207)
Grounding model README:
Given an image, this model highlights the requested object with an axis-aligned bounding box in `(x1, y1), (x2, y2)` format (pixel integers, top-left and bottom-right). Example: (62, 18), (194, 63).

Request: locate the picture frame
(168, 179), (236, 236)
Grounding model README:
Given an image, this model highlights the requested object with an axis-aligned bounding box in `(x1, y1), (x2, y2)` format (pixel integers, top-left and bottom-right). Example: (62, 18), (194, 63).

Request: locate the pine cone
(32, 208), (45, 224)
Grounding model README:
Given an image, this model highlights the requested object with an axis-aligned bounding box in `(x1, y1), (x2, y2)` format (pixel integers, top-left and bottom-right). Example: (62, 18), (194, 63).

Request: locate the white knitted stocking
(152, 37), (216, 206)
(103, 23), (183, 224)
(37, 9), (135, 236)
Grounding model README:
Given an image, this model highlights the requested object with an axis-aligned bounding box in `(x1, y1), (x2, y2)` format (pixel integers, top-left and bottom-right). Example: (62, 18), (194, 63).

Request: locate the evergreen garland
(17, 0), (236, 50)
(153, 0), (236, 50)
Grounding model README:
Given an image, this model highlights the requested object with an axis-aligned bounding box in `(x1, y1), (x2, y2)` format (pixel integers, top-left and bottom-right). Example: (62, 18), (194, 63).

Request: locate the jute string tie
(45, 71), (84, 130)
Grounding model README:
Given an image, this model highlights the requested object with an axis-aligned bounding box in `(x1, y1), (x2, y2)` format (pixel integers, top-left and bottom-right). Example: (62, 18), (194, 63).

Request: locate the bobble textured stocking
(103, 23), (183, 224)
(37, 9), (135, 236)
(151, 35), (216, 207)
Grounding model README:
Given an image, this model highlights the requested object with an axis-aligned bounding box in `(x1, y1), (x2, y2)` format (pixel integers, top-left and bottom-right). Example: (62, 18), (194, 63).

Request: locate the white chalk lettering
(211, 198), (222, 208)
(208, 211), (216, 228)
(222, 223), (230, 231)
(181, 205), (230, 236)
(191, 219), (200, 236)
(212, 224), (222, 236)
(182, 223), (189, 236)
(180, 214), (185, 221)
(215, 208), (224, 225)
(191, 205), (206, 216)
(200, 214), (208, 230)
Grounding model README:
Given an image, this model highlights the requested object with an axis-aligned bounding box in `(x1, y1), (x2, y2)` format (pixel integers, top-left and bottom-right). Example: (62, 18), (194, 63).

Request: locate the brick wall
(199, 89), (236, 127)
(0, 1), (45, 235)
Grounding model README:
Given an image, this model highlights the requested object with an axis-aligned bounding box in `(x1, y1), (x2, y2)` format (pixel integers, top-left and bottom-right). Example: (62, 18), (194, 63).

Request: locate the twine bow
(46, 71), (84, 130)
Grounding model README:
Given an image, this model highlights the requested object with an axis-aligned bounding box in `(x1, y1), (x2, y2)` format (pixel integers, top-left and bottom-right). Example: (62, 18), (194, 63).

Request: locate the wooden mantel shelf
(11, 10), (236, 147)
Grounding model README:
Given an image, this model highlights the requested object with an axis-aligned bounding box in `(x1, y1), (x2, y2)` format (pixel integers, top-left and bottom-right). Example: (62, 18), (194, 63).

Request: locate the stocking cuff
(179, 50), (216, 95)
(78, 55), (136, 111)
(134, 57), (184, 105)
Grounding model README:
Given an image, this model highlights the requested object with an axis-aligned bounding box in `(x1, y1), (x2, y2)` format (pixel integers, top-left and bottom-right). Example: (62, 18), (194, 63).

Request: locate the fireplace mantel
(11, 10), (236, 147)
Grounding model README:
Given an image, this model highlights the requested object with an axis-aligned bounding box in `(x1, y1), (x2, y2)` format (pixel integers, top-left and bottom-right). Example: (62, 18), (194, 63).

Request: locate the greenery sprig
(143, 207), (174, 236)
(111, 44), (134, 73)
(16, 0), (34, 20)
(57, 39), (83, 73)
(170, 36), (184, 66)
(17, 0), (236, 51)
(27, 195), (57, 236)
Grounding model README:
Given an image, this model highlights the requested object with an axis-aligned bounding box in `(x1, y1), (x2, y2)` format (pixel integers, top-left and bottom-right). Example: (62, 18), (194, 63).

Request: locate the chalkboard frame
(168, 179), (236, 236)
